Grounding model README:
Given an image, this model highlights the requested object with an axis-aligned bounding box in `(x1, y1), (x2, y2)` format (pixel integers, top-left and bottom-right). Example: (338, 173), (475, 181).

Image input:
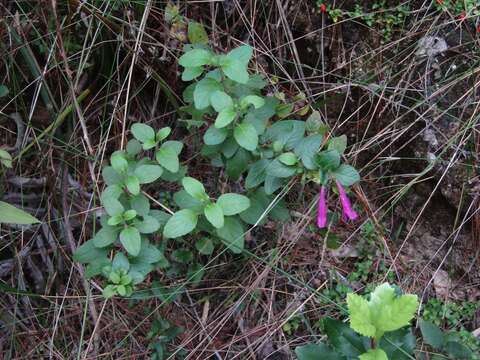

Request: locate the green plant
(0, 145), (40, 225)
(73, 23), (361, 299)
(433, 0), (480, 18)
(422, 298), (477, 328)
(419, 319), (475, 359)
(147, 317), (185, 360)
(296, 283), (418, 360)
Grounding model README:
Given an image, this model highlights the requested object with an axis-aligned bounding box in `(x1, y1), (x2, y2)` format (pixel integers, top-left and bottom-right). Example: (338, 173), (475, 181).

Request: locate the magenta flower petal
(336, 181), (358, 221)
(317, 186), (328, 228)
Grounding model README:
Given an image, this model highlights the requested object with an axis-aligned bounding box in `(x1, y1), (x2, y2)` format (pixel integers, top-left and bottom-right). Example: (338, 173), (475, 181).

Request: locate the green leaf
(131, 123), (155, 143)
(182, 177), (207, 200)
(0, 149), (12, 168)
(111, 152), (128, 173)
(120, 226), (141, 256)
(359, 349), (388, 360)
(136, 215), (160, 234)
(156, 144), (180, 173)
(348, 283), (418, 340)
(92, 226), (119, 247)
(0, 201), (40, 224)
(172, 248), (194, 263)
(193, 78), (221, 109)
(444, 341), (473, 359)
(0, 85), (9, 98)
(204, 125), (228, 145)
(195, 238), (214, 255)
(332, 164), (360, 186)
(220, 46), (252, 84)
(378, 328), (416, 360)
(179, 49), (212, 67)
(264, 175), (284, 195)
(204, 203), (224, 228)
(264, 120), (305, 150)
(162, 140), (183, 155)
(245, 159), (270, 188)
(295, 343), (340, 360)
(216, 217), (244, 254)
(215, 108), (237, 128)
(126, 139), (142, 155)
(73, 239), (109, 263)
(102, 285), (116, 299)
(188, 21), (208, 44)
(182, 66), (203, 81)
(217, 193), (251, 216)
(347, 293), (376, 338)
(85, 257), (110, 279)
(103, 198), (124, 217)
(277, 152), (298, 166)
(294, 134), (323, 169)
(419, 319), (444, 349)
(210, 90), (233, 112)
(112, 252), (130, 271)
(155, 127), (171, 142)
(328, 135), (347, 154)
(226, 148), (250, 180)
(240, 95), (265, 109)
(125, 175), (140, 195)
(266, 158), (296, 178)
(173, 190), (204, 211)
(316, 149), (341, 171)
(130, 194), (150, 216)
(324, 318), (368, 357)
(107, 214), (123, 226)
(134, 165), (163, 184)
(234, 123), (258, 151)
(102, 166), (123, 186)
(133, 242), (167, 264)
(163, 209), (198, 238)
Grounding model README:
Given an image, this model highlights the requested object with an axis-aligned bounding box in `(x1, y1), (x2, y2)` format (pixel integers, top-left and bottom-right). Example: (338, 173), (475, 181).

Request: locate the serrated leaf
(163, 209), (198, 238)
(112, 252), (130, 271)
(204, 203), (224, 228)
(316, 149), (341, 171)
(359, 349), (388, 360)
(120, 226), (141, 256)
(226, 148), (250, 180)
(103, 198), (124, 217)
(126, 139), (142, 155)
(102, 166), (123, 186)
(220, 46), (252, 84)
(155, 127), (171, 142)
(444, 341), (473, 359)
(234, 123), (258, 151)
(240, 95), (264, 109)
(347, 293), (376, 338)
(0, 201), (40, 224)
(130, 194), (150, 216)
(179, 49), (212, 67)
(324, 317), (368, 357)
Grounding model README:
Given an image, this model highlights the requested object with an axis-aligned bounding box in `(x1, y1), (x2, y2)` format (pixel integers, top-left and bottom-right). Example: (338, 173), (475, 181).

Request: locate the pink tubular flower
(317, 186), (328, 228)
(336, 181), (358, 221)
